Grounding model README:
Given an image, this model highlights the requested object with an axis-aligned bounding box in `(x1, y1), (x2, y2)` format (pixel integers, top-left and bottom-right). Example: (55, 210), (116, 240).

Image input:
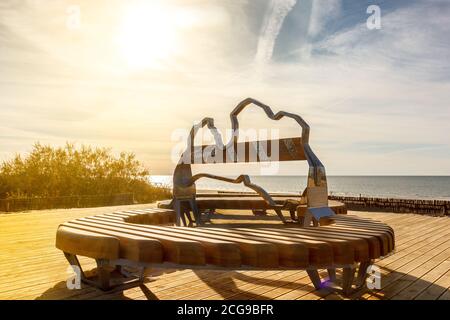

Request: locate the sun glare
(116, 2), (184, 70)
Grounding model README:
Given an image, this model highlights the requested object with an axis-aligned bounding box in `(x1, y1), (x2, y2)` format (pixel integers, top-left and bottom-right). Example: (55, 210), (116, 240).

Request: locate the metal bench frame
(64, 252), (373, 295)
(172, 98), (335, 226)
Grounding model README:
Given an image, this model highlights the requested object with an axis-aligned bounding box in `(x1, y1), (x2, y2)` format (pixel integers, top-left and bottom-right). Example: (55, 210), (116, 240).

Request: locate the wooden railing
(0, 193), (135, 212)
(329, 195), (449, 216)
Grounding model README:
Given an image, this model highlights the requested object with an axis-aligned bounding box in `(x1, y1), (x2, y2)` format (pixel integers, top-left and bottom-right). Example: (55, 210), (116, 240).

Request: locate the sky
(0, 0), (449, 176)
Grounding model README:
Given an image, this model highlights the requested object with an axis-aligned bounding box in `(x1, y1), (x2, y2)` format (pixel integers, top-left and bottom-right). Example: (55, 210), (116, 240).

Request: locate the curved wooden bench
(56, 208), (394, 295)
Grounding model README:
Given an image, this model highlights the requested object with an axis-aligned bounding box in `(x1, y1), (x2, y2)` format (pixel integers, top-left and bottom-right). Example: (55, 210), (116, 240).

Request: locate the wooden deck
(1, 204), (449, 300)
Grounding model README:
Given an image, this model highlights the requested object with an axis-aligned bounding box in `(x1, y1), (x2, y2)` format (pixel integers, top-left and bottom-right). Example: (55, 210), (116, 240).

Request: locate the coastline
(150, 175), (450, 201)
(0, 190), (448, 216)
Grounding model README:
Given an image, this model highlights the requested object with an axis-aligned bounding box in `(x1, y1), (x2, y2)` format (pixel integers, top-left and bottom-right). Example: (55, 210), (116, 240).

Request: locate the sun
(116, 2), (180, 70)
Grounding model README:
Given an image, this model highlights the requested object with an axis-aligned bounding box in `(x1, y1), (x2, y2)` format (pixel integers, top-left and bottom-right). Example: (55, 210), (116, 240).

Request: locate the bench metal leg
(183, 207), (193, 227)
(189, 198), (202, 226)
(355, 260), (371, 288)
(174, 199), (182, 226)
(174, 198), (202, 227)
(342, 266), (356, 296)
(64, 252), (87, 279)
(64, 252), (111, 290)
(63, 252), (148, 291)
(289, 209), (297, 221)
(327, 268), (337, 282)
(174, 199), (192, 226)
(307, 269), (322, 290)
(181, 209), (189, 227)
(138, 267), (146, 283)
(303, 215), (312, 227)
(296, 206), (305, 225)
(96, 259), (111, 291)
(117, 264), (146, 284)
(274, 209), (287, 223)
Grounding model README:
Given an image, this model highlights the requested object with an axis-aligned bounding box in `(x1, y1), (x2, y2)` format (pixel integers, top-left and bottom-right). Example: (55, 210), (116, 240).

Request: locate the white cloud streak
(254, 0), (297, 66)
(308, 0), (340, 37)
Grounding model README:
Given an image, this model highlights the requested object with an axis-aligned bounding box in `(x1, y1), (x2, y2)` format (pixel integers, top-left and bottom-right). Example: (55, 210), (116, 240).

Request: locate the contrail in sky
(255, 0), (297, 66)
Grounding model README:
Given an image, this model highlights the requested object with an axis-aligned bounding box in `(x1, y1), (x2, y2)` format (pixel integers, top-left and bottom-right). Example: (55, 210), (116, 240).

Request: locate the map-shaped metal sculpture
(172, 98), (334, 226)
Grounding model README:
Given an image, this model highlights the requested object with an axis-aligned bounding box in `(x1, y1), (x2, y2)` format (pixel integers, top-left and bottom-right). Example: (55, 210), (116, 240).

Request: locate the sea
(149, 176), (450, 200)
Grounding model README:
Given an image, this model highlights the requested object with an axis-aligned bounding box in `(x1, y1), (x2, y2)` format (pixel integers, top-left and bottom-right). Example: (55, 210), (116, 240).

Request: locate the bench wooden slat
(106, 209), (176, 225)
(280, 227), (380, 259)
(330, 218), (395, 252)
(232, 227), (370, 262)
(325, 225), (392, 255)
(86, 217), (279, 268)
(332, 217), (395, 240)
(148, 225), (333, 267)
(63, 221), (163, 263)
(245, 228), (356, 265)
(144, 225), (310, 268)
(76, 217), (206, 266)
(81, 217), (241, 267)
(256, 227), (371, 262)
(56, 225), (119, 260)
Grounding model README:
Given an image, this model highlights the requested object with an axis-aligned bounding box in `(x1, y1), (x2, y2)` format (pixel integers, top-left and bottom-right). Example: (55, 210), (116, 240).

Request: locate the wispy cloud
(254, 0), (297, 66)
(308, 0), (340, 37)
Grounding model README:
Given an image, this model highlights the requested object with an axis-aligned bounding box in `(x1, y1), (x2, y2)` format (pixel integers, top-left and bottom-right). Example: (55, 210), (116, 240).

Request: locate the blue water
(149, 176), (450, 200)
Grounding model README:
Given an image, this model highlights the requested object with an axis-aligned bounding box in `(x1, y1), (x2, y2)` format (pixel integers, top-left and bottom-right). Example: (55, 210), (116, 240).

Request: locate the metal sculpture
(172, 98), (334, 226)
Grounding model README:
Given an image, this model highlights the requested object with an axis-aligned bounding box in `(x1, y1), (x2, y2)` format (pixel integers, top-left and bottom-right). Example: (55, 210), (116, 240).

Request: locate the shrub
(0, 142), (171, 203)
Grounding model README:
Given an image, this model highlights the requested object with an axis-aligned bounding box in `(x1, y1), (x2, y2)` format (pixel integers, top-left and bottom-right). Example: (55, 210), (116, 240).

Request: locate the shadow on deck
(35, 264), (449, 300)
